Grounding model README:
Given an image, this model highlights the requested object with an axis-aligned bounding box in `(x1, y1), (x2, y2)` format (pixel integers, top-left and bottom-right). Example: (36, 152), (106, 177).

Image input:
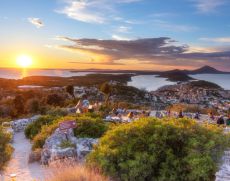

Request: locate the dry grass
(46, 164), (109, 181)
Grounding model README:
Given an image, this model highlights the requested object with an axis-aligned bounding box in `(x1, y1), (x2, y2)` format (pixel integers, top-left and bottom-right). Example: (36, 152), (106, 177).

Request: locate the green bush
(25, 115), (57, 140)
(74, 115), (108, 138)
(46, 107), (68, 117)
(87, 117), (230, 181)
(0, 127), (13, 170)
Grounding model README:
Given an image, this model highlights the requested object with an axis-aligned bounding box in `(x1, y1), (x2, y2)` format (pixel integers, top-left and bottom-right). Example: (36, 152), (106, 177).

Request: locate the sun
(16, 55), (33, 68)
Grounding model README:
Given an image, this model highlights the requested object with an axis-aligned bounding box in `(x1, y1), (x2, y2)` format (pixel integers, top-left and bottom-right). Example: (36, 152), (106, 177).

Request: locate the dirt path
(0, 132), (50, 181)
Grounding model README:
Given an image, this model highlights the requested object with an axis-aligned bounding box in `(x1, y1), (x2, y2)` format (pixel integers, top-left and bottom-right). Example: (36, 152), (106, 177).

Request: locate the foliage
(74, 115), (108, 138)
(46, 107), (68, 117)
(14, 95), (24, 115)
(100, 82), (112, 104)
(25, 115), (57, 140)
(87, 117), (230, 181)
(25, 98), (40, 114)
(66, 85), (75, 98)
(46, 94), (64, 106)
(0, 127), (13, 169)
(59, 140), (76, 149)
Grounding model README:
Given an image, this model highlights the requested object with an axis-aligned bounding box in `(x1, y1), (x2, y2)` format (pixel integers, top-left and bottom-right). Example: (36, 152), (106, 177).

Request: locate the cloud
(57, 0), (142, 24)
(56, 36), (230, 70)
(112, 34), (132, 41)
(192, 0), (226, 13)
(28, 18), (44, 28)
(116, 26), (131, 33)
(200, 37), (230, 43)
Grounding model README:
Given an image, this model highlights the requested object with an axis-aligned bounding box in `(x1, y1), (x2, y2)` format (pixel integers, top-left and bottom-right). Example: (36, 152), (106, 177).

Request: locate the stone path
(0, 132), (51, 181)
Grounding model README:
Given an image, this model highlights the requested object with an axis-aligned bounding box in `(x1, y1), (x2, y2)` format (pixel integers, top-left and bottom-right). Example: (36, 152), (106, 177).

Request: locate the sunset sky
(0, 0), (230, 71)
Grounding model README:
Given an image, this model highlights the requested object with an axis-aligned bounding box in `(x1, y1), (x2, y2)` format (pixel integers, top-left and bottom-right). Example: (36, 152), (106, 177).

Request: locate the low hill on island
(184, 65), (230, 74)
(158, 70), (194, 82)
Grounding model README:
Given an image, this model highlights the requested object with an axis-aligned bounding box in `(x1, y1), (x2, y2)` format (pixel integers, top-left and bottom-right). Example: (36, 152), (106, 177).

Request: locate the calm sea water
(128, 75), (175, 91)
(190, 74), (230, 90)
(128, 74), (230, 91)
(0, 69), (93, 79)
(0, 69), (129, 80)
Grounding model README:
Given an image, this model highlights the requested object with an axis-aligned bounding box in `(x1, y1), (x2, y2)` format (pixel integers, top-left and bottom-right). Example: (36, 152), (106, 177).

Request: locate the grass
(47, 164), (109, 181)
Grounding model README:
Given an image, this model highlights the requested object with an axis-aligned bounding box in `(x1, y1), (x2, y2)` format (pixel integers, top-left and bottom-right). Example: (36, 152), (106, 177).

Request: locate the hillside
(185, 65), (230, 74)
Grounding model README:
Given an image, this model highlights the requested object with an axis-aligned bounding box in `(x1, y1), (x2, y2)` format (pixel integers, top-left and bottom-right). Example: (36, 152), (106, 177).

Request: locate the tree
(100, 82), (112, 105)
(25, 99), (40, 114)
(13, 95), (24, 115)
(66, 85), (75, 99)
(46, 94), (64, 106)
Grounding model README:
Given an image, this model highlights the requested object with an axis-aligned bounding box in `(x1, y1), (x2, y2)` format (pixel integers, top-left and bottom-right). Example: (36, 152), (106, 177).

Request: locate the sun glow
(16, 55), (33, 68)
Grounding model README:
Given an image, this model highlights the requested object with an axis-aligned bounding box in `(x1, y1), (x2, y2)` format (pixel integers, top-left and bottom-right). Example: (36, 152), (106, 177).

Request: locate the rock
(11, 115), (41, 132)
(50, 148), (76, 161)
(215, 150), (230, 181)
(41, 128), (75, 164)
(41, 128), (98, 165)
(74, 138), (98, 160)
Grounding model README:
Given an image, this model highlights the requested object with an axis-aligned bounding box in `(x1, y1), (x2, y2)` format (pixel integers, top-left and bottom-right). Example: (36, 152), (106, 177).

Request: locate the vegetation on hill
(87, 117), (230, 181)
(0, 126), (13, 170)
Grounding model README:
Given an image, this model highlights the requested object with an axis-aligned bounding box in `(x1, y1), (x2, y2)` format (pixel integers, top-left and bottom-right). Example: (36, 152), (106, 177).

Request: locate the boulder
(41, 128), (98, 165)
(11, 115), (40, 132)
(215, 150), (230, 181)
(74, 138), (98, 160)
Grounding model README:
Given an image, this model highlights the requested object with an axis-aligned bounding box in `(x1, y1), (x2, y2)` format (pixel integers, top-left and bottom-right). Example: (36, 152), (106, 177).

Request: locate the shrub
(46, 107), (68, 117)
(74, 115), (108, 138)
(25, 115), (57, 140)
(87, 117), (230, 181)
(25, 98), (40, 114)
(0, 127), (13, 169)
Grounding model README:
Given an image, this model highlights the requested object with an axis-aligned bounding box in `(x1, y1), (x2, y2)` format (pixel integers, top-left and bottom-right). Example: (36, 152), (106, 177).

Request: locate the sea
(0, 68), (229, 91)
(128, 74), (230, 91)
